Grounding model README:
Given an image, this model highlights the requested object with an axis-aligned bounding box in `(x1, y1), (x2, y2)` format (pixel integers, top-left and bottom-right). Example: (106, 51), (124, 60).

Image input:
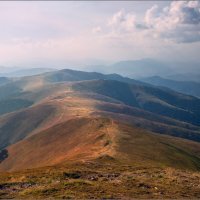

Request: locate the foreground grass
(0, 161), (200, 199)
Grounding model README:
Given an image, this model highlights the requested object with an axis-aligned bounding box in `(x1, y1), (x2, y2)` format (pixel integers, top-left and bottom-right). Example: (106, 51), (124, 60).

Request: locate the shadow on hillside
(0, 149), (8, 163)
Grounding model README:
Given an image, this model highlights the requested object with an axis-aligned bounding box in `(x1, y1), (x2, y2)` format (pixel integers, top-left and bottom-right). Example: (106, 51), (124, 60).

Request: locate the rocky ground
(0, 161), (200, 199)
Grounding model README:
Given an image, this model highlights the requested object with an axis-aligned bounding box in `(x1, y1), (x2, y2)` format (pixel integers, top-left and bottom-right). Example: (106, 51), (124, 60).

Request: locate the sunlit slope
(0, 88), (102, 150)
(0, 117), (200, 171)
(0, 103), (57, 150)
(1, 68), (200, 126)
(0, 68), (143, 105)
(0, 117), (116, 171)
(0, 69), (200, 173)
(0, 75), (200, 172)
(0, 69), (200, 199)
(1, 78), (200, 153)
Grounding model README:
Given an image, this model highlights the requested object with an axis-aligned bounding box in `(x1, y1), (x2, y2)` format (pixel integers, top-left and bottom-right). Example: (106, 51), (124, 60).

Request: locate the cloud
(95, 1), (200, 43)
(144, 5), (158, 27)
(144, 1), (200, 43)
(92, 26), (102, 33)
(108, 10), (136, 32)
(1, 1), (200, 66)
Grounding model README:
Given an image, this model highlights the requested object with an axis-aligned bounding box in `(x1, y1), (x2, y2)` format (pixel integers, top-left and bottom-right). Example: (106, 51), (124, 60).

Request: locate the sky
(0, 1), (200, 68)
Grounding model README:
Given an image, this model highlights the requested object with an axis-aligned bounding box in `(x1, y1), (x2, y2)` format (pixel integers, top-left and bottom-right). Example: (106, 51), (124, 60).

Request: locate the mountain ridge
(0, 68), (200, 172)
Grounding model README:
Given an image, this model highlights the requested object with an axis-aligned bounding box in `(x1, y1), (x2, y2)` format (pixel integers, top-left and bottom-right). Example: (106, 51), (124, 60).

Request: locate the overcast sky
(0, 1), (200, 67)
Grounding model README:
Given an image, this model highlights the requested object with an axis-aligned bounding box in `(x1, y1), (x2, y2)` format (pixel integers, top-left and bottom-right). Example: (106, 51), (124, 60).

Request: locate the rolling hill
(1, 117), (200, 172)
(0, 68), (199, 173)
(142, 76), (200, 98)
(72, 79), (200, 126)
(0, 77), (199, 151)
(0, 68), (200, 198)
(44, 68), (144, 86)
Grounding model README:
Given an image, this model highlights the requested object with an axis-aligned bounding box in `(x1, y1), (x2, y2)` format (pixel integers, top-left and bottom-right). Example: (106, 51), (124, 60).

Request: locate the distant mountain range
(1, 59), (200, 82)
(110, 59), (173, 78)
(84, 59), (200, 82)
(166, 73), (200, 83)
(84, 58), (173, 78)
(141, 76), (200, 98)
(0, 67), (55, 77)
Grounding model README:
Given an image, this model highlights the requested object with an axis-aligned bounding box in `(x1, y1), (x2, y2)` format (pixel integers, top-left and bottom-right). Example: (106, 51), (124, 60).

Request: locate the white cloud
(108, 10), (136, 32)
(95, 1), (200, 43)
(92, 26), (102, 33)
(145, 5), (158, 27)
(0, 1), (200, 66)
(144, 1), (200, 43)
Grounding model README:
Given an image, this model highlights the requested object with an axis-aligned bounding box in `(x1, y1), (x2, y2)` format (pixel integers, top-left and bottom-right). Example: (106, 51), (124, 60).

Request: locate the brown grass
(1, 116), (200, 172)
(0, 162), (200, 199)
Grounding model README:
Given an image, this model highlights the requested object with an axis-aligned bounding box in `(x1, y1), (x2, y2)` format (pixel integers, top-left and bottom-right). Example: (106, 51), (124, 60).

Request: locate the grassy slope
(1, 69), (200, 129)
(116, 123), (200, 171)
(0, 70), (199, 198)
(72, 79), (200, 126)
(0, 103), (57, 150)
(0, 122), (200, 198)
(0, 80), (200, 153)
(1, 117), (200, 172)
(0, 118), (116, 171)
(1, 69), (200, 126)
